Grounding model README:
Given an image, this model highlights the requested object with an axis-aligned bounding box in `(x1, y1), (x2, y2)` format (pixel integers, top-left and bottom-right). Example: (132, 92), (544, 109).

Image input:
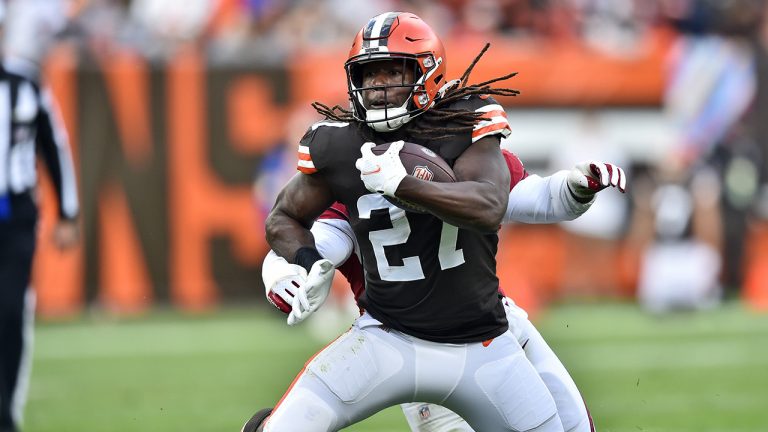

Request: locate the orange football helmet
(345, 12), (448, 132)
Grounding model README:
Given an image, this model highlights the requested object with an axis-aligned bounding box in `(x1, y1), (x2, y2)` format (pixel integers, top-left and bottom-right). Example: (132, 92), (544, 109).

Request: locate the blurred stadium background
(4, 0), (768, 430)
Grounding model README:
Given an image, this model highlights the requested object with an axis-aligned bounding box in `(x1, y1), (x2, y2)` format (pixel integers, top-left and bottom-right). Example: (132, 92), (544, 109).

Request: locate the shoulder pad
(297, 121), (352, 174)
(468, 95), (511, 143)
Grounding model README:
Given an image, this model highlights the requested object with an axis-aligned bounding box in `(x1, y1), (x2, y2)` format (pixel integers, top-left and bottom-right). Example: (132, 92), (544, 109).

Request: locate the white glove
(567, 161), (626, 201)
(262, 252), (307, 314)
(287, 259), (335, 326)
(355, 141), (407, 197)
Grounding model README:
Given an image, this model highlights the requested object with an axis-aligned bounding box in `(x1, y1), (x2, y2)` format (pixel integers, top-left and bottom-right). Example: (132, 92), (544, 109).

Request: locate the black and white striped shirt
(0, 60), (78, 223)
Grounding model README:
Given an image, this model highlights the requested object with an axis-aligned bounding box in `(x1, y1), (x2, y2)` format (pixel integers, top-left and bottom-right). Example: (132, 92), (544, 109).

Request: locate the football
(371, 141), (457, 213)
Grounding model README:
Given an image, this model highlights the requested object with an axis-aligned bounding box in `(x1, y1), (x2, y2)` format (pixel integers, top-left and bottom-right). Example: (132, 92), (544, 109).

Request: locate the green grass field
(25, 301), (768, 432)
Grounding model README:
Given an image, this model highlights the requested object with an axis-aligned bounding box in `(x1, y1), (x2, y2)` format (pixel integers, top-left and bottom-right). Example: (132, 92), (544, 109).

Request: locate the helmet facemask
(346, 54), (442, 132)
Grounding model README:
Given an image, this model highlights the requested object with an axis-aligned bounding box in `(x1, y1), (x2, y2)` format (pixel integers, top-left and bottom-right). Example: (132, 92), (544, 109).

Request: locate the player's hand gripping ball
(358, 141), (457, 213)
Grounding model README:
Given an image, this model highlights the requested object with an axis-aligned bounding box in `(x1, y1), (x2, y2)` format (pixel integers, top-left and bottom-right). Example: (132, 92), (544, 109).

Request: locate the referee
(0, 14), (79, 432)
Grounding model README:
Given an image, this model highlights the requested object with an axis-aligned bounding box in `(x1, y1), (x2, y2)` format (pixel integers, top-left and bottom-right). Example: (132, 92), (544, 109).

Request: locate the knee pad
(475, 352), (559, 431)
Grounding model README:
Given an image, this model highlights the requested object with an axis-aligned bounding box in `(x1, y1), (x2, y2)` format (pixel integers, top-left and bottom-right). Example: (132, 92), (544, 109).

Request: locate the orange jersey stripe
(297, 166), (317, 174)
(472, 122), (511, 138)
(298, 152), (312, 161)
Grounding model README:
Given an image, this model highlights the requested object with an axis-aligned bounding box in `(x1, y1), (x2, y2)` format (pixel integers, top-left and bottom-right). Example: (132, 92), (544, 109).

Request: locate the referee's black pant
(0, 219), (36, 432)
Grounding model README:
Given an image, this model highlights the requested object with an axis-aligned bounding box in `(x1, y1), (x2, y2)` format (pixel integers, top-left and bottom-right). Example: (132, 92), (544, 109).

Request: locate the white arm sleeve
(310, 219), (355, 267)
(504, 170), (594, 224)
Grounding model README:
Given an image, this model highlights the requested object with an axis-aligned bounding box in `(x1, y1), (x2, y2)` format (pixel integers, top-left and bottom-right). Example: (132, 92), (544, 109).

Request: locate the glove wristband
(293, 247), (324, 273)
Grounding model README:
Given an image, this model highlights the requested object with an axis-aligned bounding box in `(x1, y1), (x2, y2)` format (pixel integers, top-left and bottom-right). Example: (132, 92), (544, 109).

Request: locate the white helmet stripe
(368, 12), (397, 48)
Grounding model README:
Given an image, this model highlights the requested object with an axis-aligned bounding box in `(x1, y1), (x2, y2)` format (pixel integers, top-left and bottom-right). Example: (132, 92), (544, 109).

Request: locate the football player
(256, 11), (625, 432)
(253, 150), (622, 432)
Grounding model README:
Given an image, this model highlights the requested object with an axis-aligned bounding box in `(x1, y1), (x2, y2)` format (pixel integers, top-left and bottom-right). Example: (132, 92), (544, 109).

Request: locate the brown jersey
(297, 95), (511, 343)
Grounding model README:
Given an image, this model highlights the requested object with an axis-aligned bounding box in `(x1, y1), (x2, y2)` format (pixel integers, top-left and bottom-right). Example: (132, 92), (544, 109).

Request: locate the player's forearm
(265, 172), (336, 268)
(265, 209), (317, 264)
(395, 176), (507, 232)
(505, 171), (593, 224)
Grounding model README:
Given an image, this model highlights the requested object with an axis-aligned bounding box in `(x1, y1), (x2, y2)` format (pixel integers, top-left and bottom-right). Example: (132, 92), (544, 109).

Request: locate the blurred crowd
(547, 0), (768, 312)
(649, 0), (768, 309)
(2, 0), (762, 64)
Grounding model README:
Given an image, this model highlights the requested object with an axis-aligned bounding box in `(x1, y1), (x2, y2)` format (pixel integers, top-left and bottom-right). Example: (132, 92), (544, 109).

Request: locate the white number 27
(357, 194), (465, 282)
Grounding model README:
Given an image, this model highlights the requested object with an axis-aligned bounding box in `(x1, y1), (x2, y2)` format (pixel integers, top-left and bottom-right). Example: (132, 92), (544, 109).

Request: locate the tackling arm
(505, 171), (593, 224)
(312, 219), (356, 267)
(505, 160), (626, 224)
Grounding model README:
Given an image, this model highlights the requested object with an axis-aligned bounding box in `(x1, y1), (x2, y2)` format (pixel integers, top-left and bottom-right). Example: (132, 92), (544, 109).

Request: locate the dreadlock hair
(310, 43), (520, 142)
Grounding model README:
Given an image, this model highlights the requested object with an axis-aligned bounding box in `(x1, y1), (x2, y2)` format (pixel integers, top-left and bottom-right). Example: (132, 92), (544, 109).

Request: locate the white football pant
(401, 297), (593, 432)
(264, 311), (563, 431)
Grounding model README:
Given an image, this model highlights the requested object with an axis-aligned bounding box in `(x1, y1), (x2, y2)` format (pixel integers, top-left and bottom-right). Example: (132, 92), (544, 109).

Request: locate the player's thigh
(520, 320), (593, 432)
(265, 325), (411, 432)
(445, 331), (563, 432)
(401, 403), (474, 432)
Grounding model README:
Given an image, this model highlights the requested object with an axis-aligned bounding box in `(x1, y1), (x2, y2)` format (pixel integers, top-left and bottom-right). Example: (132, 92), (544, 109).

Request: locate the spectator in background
(741, 2), (768, 305)
(456, 0), (506, 38)
(2, 0), (69, 68)
(55, 1), (136, 60)
(56, 0), (670, 63)
(631, 162), (723, 313)
(575, 0), (655, 57)
(0, 3), (80, 431)
(129, 0), (217, 58)
(661, 0), (766, 297)
(753, 7), (768, 212)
